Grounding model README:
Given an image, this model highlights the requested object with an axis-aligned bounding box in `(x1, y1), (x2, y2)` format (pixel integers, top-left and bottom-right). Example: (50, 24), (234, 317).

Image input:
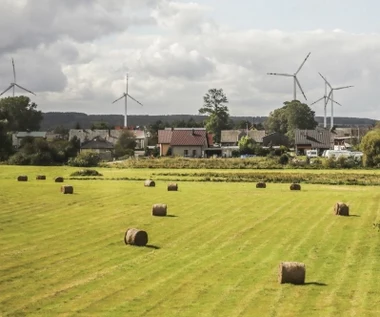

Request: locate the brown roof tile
(158, 130), (173, 144)
(170, 130), (207, 146)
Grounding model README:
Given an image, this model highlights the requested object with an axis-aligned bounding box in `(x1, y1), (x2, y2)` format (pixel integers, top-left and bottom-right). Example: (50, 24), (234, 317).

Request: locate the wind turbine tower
(112, 74), (143, 128)
(311, 73), (342, 129)
(0, 58), (36, 97)
(319, 73), (353, 129)
(267, 52), (311, 101)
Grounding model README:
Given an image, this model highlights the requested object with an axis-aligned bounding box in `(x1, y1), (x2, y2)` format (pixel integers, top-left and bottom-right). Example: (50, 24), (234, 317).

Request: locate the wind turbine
(267, 52), (311, 101)
(319, 73), (353, 129)
(112, 73), (143, 128)
(311, 73), (342, 129)
(0, 58), (36, 97)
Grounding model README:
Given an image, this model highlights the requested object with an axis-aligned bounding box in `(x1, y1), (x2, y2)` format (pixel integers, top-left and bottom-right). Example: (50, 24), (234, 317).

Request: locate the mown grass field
(1, 166), (380, 316)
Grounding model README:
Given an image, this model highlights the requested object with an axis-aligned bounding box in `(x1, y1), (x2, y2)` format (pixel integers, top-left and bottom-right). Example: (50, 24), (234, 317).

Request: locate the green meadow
(1, 166), (380, 316)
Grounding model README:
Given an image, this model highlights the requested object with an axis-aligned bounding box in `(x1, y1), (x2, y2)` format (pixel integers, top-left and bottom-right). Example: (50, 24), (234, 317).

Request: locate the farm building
(80, 137), (114, 161)
(294, 128), (331, 155)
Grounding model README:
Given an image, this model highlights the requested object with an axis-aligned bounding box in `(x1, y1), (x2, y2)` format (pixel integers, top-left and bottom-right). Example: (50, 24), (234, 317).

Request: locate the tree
(91, 121), (112, 130)
(238, 136), (255, 155)
(0, 120), (12, 161)
(360, 128), (380, 167)
(199, 88), (232, 143)
(0, 96), (43, 131)
(265, 100), (317, 140)
(115, 130), (136, 158)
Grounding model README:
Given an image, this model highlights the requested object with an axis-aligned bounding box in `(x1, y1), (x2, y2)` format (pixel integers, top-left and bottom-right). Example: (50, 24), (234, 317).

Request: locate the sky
(0, 0), (379, 120)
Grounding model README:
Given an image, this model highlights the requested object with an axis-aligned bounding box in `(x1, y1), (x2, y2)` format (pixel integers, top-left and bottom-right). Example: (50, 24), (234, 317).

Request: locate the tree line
(1, 92), (380, 167)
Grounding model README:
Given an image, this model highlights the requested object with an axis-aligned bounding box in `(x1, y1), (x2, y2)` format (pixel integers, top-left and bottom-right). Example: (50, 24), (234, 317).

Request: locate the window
(184, 149), (188, 157)
(192, 150), (197, 157)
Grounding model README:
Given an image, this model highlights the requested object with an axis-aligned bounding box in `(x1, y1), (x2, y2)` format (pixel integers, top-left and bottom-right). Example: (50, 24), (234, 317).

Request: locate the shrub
(323, 157), (336, 168)
(70, 169), (103, 176)
(67, 151), (101, 167)
(8, 152), (31, 165)
(278, 154), (289, 165)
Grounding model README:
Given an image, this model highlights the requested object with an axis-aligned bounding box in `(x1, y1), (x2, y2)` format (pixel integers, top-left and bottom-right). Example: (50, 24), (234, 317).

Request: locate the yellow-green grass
(1, 166), (380, 316)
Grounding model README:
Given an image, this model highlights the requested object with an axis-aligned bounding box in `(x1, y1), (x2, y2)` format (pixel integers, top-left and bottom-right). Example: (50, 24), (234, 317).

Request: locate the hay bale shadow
(349, 215), (360, 217)
(146, 245), (160, 249)
(299, 282), (327, 286)
(166, 214), (178, 218)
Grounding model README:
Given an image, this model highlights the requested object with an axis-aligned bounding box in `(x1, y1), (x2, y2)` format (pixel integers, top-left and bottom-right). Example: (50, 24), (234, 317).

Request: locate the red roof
(158, 130), (173, 144)
(170, 130), (207, 146)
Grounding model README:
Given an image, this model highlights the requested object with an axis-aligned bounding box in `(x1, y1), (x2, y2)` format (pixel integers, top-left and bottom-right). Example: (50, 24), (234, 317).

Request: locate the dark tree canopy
(115, 130), (136, 158)
(265, 100), (318, 140)
(199, 88), (232, 143)
(360, 127), (380, 167)
(0, 96), (43, 131)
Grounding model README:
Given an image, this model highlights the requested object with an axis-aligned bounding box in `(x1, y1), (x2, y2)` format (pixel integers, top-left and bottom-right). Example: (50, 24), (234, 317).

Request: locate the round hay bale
(36, 175), (46, 180)
(17, 175), (28, 182)
(144, 179), (155, 187)
(124, 228), (148, 246)
(152, 204), (167, 216)
(334, 202), (349, 216)
(61, 185), (74, 194)
(167, 183), (178, 191)
(290, 183), (301, 190)
(256, 182), (266, 188)
(278, 261), (306, 284)
(55, 177), (64, 183)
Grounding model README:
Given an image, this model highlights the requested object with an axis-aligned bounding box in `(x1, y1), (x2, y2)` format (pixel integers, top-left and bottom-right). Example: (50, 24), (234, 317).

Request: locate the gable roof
(81, 137), (114, 150)
(158, 130), (173, 144)
(16, 131), (47, 138)
(247, 130), (266, 143)
(170, 129), (207, 146)
(221, 130), (242, 143)
(294, 129), (331, 148)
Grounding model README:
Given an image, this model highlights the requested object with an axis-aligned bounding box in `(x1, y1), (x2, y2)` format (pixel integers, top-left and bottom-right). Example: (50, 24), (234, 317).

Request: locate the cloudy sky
(0, 0), (379, 120)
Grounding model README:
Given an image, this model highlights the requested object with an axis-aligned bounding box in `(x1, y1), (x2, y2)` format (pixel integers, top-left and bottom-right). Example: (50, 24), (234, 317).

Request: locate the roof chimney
(192, 129), (195, 135)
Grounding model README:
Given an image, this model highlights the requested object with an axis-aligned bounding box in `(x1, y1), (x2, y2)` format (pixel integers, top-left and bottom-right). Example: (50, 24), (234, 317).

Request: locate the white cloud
(0, 0), (379, 121)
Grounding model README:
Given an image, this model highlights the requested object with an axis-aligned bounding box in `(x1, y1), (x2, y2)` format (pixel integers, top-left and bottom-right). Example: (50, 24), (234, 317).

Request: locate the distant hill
(40, 112), (377, 131)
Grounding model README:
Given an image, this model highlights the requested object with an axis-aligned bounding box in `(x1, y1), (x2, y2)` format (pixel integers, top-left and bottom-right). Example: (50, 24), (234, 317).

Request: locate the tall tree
(360, 126), (380, 167)
(265, 100), (317, 140)
(199, 88), (231, 143)
(0, 96), (43, 131)
(114, 130), (136, 158)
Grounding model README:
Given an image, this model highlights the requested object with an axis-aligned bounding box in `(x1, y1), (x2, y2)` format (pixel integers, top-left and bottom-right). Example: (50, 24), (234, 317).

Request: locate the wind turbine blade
(14, 84), (36, 95)
(267, 72), (293, 77)
(295, 52), (311, 75)
(127, 94), (143, 106)
(112, 93), (126, 104)
(334, 85), (354, 90)
(295, 77), (307, 100)
(12, 58), (16, 83)
(318, 72), (332, 89)
(311, 96), (324, 105)
(327, 97), (342, 107)
(326, 90), (333, 100)
(0, 84), (14, 96)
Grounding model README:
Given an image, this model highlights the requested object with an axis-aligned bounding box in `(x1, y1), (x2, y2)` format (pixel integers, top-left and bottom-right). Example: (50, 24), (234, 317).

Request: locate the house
(262, 132), (290, 147)
(220, 129), (266, 146)
(80, 137), (114, 161)
(157, 128), (210, 157)
(170, 129), (209, 157)
(158, 129), (173, 156)
(69, 129), (149, 149)
(294, 129), (331, 155)
(247, 130), (266, 143)
(12, 131), (47, 148)
(220, 130), (246, 146)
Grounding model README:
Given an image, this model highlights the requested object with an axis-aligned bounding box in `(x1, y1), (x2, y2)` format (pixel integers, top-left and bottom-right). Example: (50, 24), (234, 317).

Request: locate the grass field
(1, 166), (380, 316)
